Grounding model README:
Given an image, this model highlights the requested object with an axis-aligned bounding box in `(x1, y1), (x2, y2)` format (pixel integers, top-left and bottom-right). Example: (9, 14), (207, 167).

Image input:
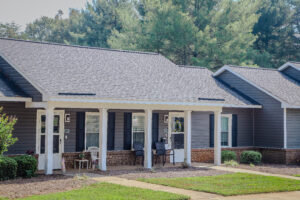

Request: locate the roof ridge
(228, 65), (277, 71)
(290, 61), (300, 64)
(0, 37), (159, 55)
(178, 65), (209, 70)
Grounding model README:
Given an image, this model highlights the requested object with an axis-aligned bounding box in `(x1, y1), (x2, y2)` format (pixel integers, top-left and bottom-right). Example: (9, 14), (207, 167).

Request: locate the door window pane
(86, 133), (99, 149)
(53, 135), (59, 153)
(132, 114), (145, 146)
(41, 115), (46, 134)
(53, 115), (60, 133)
(171, 117), (184, 132)
(40, 135), (45, 154)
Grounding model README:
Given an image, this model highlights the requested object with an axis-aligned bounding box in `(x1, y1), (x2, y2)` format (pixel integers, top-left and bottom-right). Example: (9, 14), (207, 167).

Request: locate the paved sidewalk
(207, 165), (300, 180)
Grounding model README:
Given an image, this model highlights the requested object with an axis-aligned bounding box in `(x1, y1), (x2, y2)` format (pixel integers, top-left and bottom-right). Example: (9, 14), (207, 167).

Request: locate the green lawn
(139, 173), (300, 196)
(18, 182), (188, 200)
(294, 175), (300, 177)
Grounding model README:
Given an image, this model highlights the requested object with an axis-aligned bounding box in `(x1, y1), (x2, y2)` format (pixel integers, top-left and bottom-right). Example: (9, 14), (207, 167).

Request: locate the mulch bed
(93, 165), (230, 179)
(0, 174), (96, 199)
(233, 164), (300, 176)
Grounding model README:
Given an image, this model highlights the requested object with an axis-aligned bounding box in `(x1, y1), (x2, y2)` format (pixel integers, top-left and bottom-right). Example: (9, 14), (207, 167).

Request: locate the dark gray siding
(0, 56), (42, 101)
(191, 112), (211, 148)
(222, 108), (254, 146)
(2, 102), (37, 154)
(286, 109), (300, 148)
(218, 71), (284, 148)
(282, 67), (300, 82)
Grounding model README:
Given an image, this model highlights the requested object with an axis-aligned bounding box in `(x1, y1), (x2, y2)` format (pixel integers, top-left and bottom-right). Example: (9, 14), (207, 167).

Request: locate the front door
(36, 110), (64, 170)
(168, 112), (185, 163)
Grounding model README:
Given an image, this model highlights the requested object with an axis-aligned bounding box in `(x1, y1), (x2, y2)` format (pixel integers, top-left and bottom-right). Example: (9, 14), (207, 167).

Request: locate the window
(40, 114), (60, 154)
(132, 113), (145, 146)
(221, 114), (232, 147)
(85, 113), (99, 149)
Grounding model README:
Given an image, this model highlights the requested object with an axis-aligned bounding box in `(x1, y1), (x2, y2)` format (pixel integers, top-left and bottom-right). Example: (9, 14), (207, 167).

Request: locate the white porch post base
(184, 111), (192, 165)
(144, 109), (152, 169)
(99, 108), (108, 171)
(214, 110), (222, 165)
(45, 106), (54, 175)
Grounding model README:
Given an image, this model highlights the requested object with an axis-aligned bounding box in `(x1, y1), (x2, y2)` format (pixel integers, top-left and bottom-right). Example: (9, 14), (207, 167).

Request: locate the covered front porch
(26, 100), (223, 175)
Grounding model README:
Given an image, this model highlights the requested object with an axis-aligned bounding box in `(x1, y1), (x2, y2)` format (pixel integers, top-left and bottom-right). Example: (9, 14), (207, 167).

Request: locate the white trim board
(0, 96), (31, 102)
(278, 62), (300, 72)
(213, 65), (295, 108)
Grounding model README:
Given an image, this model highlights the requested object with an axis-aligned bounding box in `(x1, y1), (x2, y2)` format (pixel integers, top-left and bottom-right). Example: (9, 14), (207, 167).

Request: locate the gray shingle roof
(0, 38), (256, 107)
(0, 74), (28, 98)
(226, 65), (300, 107)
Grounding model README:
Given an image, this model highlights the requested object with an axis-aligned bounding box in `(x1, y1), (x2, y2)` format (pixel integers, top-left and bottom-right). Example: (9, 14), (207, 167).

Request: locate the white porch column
(99, 108), (108, 171)
(214, 110), (222, 165)
(184, 110), (192, 165)
(45, 106), (54, 175)
(144, 108), (152, 169)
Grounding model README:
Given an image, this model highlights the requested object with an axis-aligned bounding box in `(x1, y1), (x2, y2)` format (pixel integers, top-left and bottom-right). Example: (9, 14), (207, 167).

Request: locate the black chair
(133, 142), (144, 166)
(154, 142), (175, 166)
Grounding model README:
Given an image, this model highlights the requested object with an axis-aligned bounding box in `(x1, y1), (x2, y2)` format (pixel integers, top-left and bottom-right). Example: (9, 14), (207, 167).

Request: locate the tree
(192, 0), (261, 69)
(0, 107), (17, 155)
(0, 22), (24, 39)
(253, 0), (300, 68)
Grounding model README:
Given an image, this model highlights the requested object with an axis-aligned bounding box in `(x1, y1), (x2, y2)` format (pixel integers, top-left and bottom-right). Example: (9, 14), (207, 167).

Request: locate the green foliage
(4, 0), (300, 69)
(0, 156), (17, 180)
(0, 107), (18, 155)
(240, 151), (262, 164)
(140, 173), (300, 196)
(224, 160), (239, 167)
(11, 155), (37, 178)
(221, 150), (237, 163)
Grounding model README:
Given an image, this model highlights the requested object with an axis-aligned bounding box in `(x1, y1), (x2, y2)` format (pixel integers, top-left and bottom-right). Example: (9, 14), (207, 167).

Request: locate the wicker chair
(133, 142), (144, 165)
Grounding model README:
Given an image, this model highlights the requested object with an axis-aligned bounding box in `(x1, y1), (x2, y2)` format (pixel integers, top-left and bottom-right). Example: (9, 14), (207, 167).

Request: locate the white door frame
(168, 112), (185, 163)
(36, 109), (65, 170)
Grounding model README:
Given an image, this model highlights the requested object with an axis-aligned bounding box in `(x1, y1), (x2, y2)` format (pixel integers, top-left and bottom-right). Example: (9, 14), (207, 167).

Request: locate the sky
(0, 0), (93, 30)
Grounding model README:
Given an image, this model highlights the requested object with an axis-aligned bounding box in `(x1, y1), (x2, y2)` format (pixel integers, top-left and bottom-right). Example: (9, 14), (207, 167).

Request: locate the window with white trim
(221, 114), (232, 147)
(132, 113), (145, 146)
(85, 113), (99, 149)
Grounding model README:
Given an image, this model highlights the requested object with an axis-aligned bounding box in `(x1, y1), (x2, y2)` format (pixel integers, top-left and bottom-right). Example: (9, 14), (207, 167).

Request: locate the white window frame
(85, 112), (100, 150)
(221, 114), (232, 147)
(131, 113), (145, 148)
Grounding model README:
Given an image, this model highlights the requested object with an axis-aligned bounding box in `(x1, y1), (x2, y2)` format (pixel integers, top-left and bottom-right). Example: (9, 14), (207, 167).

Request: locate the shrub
(12, 155), (37, 178)
(240, 151), (262, 164)
(221, 150), (237, 163)
(224, 160), (239, 167)
(0, 156), (17, 180)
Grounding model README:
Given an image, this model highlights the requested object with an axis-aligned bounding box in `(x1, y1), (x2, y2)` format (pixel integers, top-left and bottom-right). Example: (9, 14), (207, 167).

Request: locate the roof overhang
(278, 62), (300, 72)
(48, 96), (261, 108)
(0, 96), (32, 102)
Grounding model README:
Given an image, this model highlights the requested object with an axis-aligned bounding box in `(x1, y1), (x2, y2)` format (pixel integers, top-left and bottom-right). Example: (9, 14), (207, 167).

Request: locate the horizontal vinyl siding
(218, 71), (284, 148)
(282, 67), (300, 82)
(2, 102), (37, 154)
(0, 56), (42, 101)
(286, 109), (300, 148)
(191, 112), (212, 148)
(222, 108), (254, 146)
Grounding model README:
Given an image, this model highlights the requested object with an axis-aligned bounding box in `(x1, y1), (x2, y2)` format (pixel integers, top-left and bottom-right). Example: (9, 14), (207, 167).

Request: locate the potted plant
(79, 152), (85, 160)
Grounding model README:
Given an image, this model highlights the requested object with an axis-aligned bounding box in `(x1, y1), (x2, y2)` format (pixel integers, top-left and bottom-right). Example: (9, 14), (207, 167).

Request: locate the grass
(18, 182), (188, 200)
(294, 174), (300, 177)
(139, 173), (300, 196)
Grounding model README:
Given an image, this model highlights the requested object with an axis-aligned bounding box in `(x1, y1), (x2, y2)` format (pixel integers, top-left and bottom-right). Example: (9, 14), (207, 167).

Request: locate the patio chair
(154, 142), (175, 166)
(133, 142), (144, 166)
(88, 146), (100, 170)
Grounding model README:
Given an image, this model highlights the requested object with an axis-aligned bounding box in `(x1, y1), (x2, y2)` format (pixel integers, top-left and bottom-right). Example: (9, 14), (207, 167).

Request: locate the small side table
(74, 159), (89, 172)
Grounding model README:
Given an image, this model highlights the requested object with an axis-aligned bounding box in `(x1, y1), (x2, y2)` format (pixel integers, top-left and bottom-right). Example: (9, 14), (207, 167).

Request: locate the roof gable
(214, 65), (300, 108)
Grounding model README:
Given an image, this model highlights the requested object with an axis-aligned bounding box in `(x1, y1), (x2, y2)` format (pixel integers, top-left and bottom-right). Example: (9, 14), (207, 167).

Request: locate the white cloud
(0, 0), (92, 30)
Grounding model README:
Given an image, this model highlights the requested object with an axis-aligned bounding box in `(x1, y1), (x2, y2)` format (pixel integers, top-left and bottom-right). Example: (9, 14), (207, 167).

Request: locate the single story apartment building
(0, 38), (299, 174)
